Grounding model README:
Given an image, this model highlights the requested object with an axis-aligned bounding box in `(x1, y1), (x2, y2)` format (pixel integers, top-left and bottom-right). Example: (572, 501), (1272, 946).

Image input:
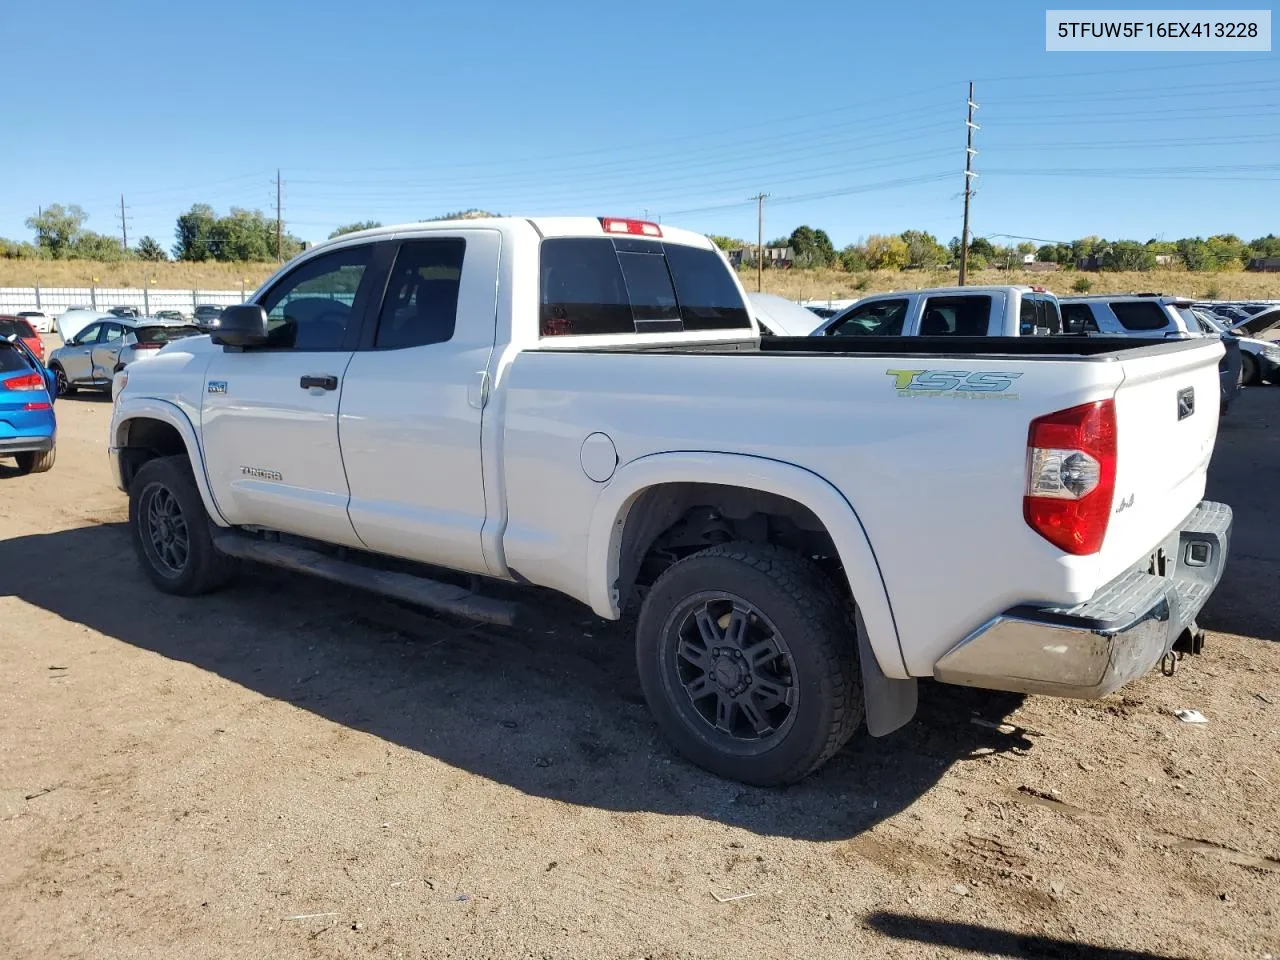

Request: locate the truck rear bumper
(934, 500), (1232, 699)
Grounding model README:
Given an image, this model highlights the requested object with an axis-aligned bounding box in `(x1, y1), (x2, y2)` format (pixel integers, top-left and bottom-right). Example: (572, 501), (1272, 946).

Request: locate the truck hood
(55, 311), (111, 343)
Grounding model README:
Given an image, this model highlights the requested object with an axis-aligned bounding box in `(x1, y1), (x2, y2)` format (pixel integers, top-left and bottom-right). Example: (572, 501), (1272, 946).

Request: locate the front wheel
(636, 542), (863, 786)
(1241, 353), (1259, 386)
(129, 455), (234, 596)
(52, 364), (75, 396)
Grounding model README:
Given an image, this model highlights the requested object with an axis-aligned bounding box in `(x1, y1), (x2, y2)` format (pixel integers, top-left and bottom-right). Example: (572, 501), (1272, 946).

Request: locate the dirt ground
(2, 343), (1278, 960)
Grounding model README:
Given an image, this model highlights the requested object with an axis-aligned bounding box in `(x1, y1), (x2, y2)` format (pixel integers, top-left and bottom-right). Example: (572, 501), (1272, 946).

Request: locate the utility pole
(273, 169), (283, 263)
(750, 192), (770, 292)
(959, 82), (979, 286)
(118, 194), (131, 250)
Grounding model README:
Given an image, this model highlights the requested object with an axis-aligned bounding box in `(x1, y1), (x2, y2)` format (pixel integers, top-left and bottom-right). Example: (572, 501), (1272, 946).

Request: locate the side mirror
(212, 304), (269, 347)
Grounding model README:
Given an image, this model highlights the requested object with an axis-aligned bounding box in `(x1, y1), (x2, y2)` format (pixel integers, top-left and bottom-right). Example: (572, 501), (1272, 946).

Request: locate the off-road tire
(636, 542), (863, 785)
(129, 455), (234, 596)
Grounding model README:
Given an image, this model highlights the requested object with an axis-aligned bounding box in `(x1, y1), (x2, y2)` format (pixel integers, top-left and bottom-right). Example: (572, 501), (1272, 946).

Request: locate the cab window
(824, 298), (909, 336)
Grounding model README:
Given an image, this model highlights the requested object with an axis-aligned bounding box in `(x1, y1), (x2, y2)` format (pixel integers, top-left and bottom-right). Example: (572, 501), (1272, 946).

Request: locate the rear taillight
(3, 372), (45, 391)
(1024, 399), (1117, 555)
(23, 401), (51, 410)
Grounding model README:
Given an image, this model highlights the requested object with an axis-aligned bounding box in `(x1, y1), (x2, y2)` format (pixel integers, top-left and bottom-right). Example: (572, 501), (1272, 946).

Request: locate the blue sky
(3, 0), (1276, 251)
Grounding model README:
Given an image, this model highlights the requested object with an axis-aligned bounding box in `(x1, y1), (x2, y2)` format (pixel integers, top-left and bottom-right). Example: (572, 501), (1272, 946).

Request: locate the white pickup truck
(811, 285), (1064, 338)
(109, 216), (1232, 785)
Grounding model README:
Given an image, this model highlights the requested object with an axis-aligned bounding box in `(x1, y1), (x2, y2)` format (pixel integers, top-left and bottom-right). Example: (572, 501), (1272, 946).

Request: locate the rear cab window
(920, 295), (992, 336)
(133, 325), (201, 344)
(539, 237), (751, 338)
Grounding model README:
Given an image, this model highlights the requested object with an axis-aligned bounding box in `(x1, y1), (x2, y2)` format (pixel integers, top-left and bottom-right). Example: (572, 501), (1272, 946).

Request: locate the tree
(73, 231), (129, 261)
(787, 225), (835, 268)
(136, 236), (168, 261)
(209, 208), (277, 261)
(707, 235), (747, 251)
(1101, 240), (1155, 271)
(900, 230), (947, 268)
(1205, 234), (1245, 271)
(174, 204), (218, 261)
(839, 243), (868, 272)
(329, 221), (382, 239)
(1246, 234), (1280, 259)
(864, 234), (909, 270)
(26, 203), (88, 258)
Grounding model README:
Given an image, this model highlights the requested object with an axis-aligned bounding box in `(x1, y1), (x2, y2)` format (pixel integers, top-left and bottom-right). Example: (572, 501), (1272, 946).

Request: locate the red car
(0, 316), (44, 362)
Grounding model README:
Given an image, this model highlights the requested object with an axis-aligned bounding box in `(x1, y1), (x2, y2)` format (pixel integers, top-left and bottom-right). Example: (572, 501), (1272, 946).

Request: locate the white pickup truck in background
(811, 285), (1064, 338)
(109, 216), (1232, 785)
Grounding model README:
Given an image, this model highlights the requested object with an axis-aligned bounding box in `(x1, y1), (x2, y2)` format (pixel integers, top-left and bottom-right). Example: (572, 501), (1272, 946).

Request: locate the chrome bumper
(934, 500), (1232, 699)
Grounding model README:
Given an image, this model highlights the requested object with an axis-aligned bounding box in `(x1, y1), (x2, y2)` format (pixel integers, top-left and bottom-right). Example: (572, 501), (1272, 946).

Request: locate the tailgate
(1099, 340), (1222, 581)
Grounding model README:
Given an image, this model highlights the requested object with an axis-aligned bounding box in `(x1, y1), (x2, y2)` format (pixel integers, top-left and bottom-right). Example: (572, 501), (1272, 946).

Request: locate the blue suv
(1, 335), (57, 474)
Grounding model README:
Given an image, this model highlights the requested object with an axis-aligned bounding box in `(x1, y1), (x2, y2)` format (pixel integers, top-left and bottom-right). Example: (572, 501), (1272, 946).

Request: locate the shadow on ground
(1, 519), (1032, 842)
(865, 912), (1197, 960)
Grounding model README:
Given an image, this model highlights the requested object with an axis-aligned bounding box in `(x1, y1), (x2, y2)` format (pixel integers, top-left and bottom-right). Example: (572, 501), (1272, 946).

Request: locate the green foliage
(1037, 243), (1073, 265)
(839, 244), (868, 272)
(174, 204), (302, 262)
(329, 221), (382, 239)
(900, 229), (947, 268)
(1247, 234), (1280, 259)
(136, 236), (167, 261)
(864, 234), (909, 270)
(1101, 240), (1156, 272)
(74, 231), (129, 261)
(1071, 276), (1093, 293)
(708, 234), (747, 251)
(1204, 282), (1222, 299)
(788, 225), (836, 268)
(174, 204), (218, 261)
(1, 237), (42, 259)
(854, 274), (872, 291)
(427, 209), (500, 221)
(26, 204), (89, 258)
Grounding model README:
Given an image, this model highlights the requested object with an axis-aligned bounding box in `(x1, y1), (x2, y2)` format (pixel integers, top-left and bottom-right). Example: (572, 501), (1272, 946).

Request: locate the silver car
(48, 317), (202, 396)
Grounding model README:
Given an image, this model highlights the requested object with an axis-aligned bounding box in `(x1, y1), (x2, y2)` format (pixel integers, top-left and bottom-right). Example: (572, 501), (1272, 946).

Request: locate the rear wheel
(1241, 353), (1259, 386)
(13, 447), (55, 475)
(129, 455), (233, 596)
(636, 542), (863, 786)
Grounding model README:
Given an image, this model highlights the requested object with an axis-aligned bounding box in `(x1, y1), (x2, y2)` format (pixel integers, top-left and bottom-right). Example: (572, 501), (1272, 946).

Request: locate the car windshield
(0, 318), (36, 338)
(134, 325), (201, 343)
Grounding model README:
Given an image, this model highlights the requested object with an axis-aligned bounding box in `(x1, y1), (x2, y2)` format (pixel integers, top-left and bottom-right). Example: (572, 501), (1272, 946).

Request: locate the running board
(211, 533), (520, 627)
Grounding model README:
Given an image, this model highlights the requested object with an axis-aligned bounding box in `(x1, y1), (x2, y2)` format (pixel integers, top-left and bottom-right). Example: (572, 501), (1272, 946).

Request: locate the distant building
(1247, 256), (1280, 272)
(1025, 261), (1060, 272)
(729, 246), (794, 269)
(1022, 253), (1036, 265)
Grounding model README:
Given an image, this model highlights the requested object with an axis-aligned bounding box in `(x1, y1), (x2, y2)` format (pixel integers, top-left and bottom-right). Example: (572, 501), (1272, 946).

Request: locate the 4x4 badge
(207, 381), (227, 394)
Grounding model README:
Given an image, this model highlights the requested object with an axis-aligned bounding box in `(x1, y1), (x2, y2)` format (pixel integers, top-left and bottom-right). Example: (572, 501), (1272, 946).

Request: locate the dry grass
(744, 267), (1280, 303)
(0, 260), (280, 289)
(4, 259), (1278, 302)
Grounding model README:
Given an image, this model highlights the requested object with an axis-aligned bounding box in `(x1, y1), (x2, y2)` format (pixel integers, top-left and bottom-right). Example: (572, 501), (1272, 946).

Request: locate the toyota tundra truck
(108, 216), (1232, 785)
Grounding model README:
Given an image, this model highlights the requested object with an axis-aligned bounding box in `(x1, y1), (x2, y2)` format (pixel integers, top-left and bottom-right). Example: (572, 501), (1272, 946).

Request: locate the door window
(74, 322), (103, 344)
(102, 323), (126, 343)
(824, 298), (909, 336)
(258, 246), (373, 350)
(373, 239), (467, 349)
(1062, 304), (1099, 334)
(1109, 301), (1169, 331)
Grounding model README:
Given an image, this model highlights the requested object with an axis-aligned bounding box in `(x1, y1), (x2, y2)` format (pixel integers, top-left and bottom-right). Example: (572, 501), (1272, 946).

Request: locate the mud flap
(856, 608), (918, 736)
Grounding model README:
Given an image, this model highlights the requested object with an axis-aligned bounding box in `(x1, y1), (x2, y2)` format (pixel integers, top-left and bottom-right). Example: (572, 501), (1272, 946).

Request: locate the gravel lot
(2, 347), (1278, 960)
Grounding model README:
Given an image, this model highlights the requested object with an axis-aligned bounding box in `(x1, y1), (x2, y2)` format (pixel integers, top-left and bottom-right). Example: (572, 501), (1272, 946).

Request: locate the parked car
(110, 215), (1231, 786)
(15, 309), (54, 334)
(49, 316), (199, 395)
(0, 316), (46, 362)
(193, 304), (225, 330)
(108, 305), (140, 318)
(1227, 306), (1280, 343)
(0, 334), (57, 474)
(1193, 309), (1280, 385)
(748, 293), (823, 336)
(811, 285), (1063, 337)
(55, 308), (112, 344)
(153, 310), (190, 323)
(1060, 295), (1242, 413)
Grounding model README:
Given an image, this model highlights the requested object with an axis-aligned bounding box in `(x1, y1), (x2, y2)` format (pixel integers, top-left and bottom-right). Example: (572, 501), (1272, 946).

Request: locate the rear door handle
(300, 374), (339, 391)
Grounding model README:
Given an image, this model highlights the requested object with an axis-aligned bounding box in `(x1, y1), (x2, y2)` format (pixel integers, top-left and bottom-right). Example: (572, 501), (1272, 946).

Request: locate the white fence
(0, 287), (248, 315)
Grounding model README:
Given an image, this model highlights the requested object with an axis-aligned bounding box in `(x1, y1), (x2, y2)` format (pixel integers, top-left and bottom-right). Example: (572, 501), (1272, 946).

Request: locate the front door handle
(300, 374), (339, 391)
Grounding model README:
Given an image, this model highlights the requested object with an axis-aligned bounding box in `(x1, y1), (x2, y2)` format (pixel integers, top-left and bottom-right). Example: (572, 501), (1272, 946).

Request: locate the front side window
(1061, 304), (1098, 334)
(825, 298), (909, 337)
(75, 322), (103, 344)
(920, 295), (993, 336)
(259, 246), (372, 350)
(374, 239), (467, 349)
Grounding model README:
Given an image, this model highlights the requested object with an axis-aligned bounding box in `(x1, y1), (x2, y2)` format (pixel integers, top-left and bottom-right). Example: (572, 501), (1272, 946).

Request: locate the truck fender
(112, 397), (228, 527)
(586, 451), (911, 681)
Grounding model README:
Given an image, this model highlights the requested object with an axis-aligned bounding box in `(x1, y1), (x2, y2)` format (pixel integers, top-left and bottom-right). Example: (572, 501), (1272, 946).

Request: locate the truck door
(339, 231), (501, 575)
(199, 243), (386, 548)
